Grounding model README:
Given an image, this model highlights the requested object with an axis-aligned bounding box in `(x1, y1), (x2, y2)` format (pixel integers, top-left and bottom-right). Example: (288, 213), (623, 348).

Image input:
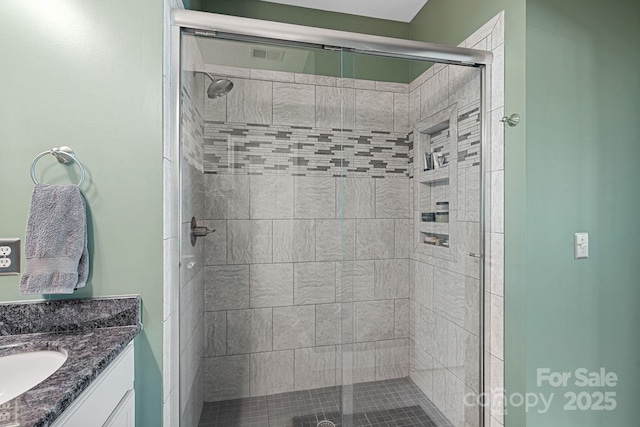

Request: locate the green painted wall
(199, 0), (409, 38)
(0, 1), (163, 426)
(302, 50), (412, 84)
(525, 0), (640, 425)
(409, 1), (528, 425)
(183, 0), (203, 10)
(192, 0), (413, 83)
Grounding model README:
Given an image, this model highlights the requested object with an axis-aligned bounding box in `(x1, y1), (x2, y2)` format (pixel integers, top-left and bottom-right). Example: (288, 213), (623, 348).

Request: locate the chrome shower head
(205, 73), (233, 99)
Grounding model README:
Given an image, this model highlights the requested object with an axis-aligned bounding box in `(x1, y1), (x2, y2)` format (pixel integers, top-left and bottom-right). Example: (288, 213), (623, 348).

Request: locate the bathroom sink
(0, 349), (68, 405)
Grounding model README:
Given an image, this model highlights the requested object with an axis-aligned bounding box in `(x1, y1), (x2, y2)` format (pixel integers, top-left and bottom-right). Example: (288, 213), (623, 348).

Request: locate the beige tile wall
(192, 65), (420, 402)
(201, 174), (412, 401)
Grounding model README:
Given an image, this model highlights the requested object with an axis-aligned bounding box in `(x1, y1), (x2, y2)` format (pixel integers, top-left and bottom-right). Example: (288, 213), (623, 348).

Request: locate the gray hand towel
(19, 184), (89, 294)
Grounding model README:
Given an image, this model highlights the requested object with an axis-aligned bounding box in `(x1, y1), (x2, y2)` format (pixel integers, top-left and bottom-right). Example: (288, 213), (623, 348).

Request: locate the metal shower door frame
(169, 8), (492, 427)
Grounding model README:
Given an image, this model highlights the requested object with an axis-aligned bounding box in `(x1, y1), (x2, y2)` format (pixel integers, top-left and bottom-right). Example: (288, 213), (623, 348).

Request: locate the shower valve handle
(190, 217), (215, 246)
(192, 225), (215, 237)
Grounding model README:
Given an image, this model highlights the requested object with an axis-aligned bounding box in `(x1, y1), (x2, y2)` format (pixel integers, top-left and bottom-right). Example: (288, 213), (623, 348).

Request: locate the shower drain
(317, 421), (336, 427)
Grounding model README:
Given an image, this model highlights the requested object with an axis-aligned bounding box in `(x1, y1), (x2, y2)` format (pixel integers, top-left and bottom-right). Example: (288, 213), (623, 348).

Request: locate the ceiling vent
(251, 47), (286, 62)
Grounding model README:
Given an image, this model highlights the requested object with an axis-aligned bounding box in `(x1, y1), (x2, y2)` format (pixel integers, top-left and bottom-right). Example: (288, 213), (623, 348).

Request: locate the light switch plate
(574, 232), (589, 260)
(0, 238), (20, 275)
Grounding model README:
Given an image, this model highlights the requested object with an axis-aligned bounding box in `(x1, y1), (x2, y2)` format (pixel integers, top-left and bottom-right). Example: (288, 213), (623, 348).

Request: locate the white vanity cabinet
(52, 342), (135, 427)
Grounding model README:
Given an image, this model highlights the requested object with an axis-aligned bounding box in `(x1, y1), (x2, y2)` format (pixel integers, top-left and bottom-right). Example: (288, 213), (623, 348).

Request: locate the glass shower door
(178, 32), (355, 426)
(178, 28), (486, 427)
(336, 51), (485, 427)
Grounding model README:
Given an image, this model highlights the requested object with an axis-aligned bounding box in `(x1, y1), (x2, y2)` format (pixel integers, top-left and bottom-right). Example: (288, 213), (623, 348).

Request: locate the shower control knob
(190, 217), (215, 246)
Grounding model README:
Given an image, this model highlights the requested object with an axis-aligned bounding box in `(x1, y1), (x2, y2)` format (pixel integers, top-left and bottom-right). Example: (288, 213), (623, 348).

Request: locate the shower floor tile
(198, 377), (453, 427)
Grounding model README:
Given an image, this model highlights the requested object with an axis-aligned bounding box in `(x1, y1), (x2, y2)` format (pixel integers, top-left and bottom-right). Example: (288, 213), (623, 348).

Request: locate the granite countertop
(0, 296), (141, 427)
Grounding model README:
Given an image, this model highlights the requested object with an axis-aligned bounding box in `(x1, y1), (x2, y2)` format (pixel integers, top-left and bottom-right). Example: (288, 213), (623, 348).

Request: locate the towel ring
(30, 146), (86, 188)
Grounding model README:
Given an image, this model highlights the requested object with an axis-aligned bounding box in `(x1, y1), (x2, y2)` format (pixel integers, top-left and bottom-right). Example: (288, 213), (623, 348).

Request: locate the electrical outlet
(0, 238), (20, 275)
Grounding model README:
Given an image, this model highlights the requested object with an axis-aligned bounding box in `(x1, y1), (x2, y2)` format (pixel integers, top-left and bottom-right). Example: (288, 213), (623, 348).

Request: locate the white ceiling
(259, 0), (429, 23)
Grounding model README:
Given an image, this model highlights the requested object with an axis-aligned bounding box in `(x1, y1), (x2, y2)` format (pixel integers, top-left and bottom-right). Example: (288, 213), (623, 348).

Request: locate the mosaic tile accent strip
(407, 132), (415, 179)
(203, 122), (411, 178)
(457, 101), (481, 169)
(198, 377), (453, 427)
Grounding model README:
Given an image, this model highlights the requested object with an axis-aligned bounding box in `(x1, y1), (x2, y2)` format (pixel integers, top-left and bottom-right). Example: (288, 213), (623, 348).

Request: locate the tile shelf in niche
(414, 104), (458, 261)
(418, 166), (449, 184)
(421, 232), (449, 248)
(419, 222), (448, 235)
(421, 211), (449, 223)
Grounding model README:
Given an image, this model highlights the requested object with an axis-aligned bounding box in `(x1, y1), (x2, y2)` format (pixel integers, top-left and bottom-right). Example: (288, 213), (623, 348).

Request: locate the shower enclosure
(172, 10), (493, 427)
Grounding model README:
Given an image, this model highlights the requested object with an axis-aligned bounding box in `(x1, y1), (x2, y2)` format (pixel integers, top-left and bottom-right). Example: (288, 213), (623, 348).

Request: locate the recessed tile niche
(414, 104), (459, 262)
